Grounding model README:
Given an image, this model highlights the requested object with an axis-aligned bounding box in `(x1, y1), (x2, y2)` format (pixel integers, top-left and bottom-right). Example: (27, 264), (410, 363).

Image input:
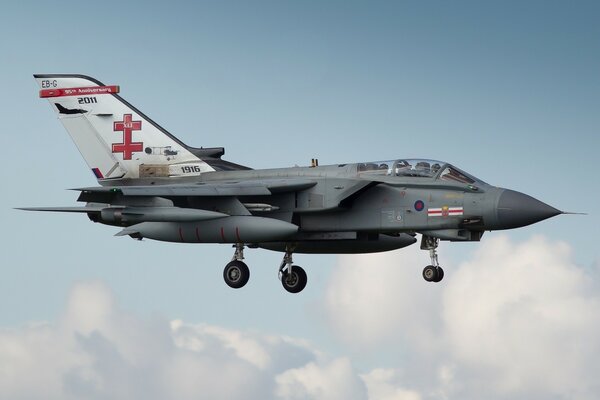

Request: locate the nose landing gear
(421, 235), (444, 283)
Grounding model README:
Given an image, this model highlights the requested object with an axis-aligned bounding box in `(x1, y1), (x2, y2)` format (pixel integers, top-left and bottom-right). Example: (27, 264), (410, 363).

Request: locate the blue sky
(1, 1), (599, 399)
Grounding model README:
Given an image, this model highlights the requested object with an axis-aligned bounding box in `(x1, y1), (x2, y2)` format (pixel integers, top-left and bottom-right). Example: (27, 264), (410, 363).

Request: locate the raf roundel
(414, 200), (425, 212)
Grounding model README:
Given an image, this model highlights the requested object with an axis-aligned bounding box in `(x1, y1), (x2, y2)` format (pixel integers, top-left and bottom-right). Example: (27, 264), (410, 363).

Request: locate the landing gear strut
(278, 247), (307, 293)
(223, 243), (250, 289)
(421, 236), (444, 283)
(222, 244), (308, 293)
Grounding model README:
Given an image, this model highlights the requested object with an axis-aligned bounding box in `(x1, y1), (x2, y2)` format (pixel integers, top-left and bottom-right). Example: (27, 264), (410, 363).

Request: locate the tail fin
(34, 74), (243, 182)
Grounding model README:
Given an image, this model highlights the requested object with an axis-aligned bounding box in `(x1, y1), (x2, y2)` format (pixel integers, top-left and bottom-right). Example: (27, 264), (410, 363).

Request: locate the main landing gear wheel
(422, 265), (444, 282)
(278, 247), (308, 293)
(223, 260), (250, 288)
(281, 265), (307, 293)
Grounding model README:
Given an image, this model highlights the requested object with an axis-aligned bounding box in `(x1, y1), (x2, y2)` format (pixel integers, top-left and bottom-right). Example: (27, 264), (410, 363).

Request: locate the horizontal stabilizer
(16, 206), (105, 213)
(18, 206), (229, 223)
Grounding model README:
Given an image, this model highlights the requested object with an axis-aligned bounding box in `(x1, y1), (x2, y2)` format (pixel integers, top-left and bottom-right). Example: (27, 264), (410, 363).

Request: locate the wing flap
(74, 179), (317, 198)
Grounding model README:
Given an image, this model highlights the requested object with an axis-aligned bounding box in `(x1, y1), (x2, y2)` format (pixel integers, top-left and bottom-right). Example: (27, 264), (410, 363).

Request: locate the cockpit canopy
(357, 159), (485, 185)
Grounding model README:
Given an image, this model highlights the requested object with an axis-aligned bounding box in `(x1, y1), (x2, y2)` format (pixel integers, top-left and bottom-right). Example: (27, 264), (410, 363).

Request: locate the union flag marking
(428, 206), (463, 217)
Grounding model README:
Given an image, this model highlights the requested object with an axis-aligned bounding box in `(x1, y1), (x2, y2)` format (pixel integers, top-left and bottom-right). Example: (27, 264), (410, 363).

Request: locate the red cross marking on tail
(112, 114), (143, 160)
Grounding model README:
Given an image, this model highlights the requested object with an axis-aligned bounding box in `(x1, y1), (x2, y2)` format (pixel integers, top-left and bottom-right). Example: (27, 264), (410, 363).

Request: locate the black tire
(422, 265), (437, 282)
(281, 265), (307, 293)
(432, 266), (444, 283)
(223, 260), (250, 289)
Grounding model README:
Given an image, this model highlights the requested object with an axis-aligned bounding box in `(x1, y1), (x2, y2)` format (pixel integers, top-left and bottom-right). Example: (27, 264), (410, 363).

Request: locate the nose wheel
(422, 264), (444, 282)
(421, 235), (444, 283)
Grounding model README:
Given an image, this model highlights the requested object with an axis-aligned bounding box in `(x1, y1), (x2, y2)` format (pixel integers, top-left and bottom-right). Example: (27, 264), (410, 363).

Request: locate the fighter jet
(22, 74), (564, 293)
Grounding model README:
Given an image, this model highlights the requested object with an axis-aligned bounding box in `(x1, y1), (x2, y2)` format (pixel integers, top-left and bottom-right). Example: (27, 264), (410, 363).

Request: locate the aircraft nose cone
(496, 189), (561, 229)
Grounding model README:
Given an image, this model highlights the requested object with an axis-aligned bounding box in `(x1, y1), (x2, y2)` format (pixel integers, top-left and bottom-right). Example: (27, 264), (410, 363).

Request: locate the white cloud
(2, 235), (598, 400)
(442, 235), (600, 397)
(324, 235), (600, 400)
(324, 245), (442, 353)
(361, 369), (422, 400)
(0, 282), (366, 400)
(275, 357), (366, 400)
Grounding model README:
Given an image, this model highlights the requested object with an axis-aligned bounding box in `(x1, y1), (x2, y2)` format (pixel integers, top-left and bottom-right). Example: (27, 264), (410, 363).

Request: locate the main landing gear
(278, 248), (308, 294)
(223, 243), (250, 289)
(421, 236), (444, 283)
(222, 244), (307, 293)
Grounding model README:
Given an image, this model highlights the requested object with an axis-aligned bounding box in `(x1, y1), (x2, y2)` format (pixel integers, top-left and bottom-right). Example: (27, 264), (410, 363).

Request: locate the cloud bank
(1, 235), (598, 399)
(325, 235), (600, 400)
(0, 281), (367, 400)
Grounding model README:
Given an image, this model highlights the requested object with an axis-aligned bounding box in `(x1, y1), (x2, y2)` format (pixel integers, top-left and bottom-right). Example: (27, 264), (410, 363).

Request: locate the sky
(1, 1), (599, 399)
